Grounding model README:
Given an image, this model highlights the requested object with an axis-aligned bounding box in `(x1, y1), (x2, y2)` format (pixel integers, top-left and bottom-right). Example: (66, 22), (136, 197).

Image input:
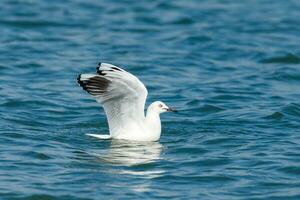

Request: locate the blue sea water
(1, 0), (300, 199)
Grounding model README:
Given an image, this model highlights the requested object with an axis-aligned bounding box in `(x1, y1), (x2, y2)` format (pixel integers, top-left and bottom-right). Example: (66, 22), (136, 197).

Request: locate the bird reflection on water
(95, 140), (164, 167)
(90, 140), (166, 185)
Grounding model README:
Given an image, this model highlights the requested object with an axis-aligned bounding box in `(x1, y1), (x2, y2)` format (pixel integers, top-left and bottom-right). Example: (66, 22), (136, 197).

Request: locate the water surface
(0, 0), (300, 199)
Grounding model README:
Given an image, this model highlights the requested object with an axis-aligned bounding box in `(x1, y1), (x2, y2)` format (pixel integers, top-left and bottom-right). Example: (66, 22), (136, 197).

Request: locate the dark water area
(0, 0), (300, 199)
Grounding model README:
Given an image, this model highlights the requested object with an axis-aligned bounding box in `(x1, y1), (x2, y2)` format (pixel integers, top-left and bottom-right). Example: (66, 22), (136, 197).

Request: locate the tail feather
(86, 134), (111, 140)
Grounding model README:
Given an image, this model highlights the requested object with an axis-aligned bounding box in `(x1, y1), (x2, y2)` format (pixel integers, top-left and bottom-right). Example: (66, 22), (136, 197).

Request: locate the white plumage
(78, 63), (176, 141)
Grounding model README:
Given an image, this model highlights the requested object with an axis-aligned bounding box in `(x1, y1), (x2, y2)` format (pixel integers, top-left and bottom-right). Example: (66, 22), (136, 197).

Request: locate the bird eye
(159, 104), (163, 108)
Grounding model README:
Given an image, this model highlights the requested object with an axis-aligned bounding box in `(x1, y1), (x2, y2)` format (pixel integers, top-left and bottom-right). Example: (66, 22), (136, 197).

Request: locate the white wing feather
(78, 63), (148, 137)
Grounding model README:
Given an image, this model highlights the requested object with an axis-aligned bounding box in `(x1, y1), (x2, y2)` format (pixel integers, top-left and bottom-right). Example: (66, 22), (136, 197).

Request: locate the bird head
(149, 101), (177, 114)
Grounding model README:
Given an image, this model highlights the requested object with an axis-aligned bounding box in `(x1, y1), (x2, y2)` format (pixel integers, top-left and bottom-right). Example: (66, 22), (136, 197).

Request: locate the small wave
(156, 2), (180, 10)
(282, 103), (300, 117)
(183, 35), (212, 44)
(260, 54), (300, 64)
(277, 166), (300, 176)
(0, 19), (61, 28)
(170, 17), (194, 25)
(18, 194), (70, 200)
(264, 112), (284, 120)
(264, 103), (300, 121)
(198, 104), (225, 113)
(0, 19), (86, 28)
(211, 94), (251, 101)
(23, 151), (52, 160)
(186, 99), (200, 106)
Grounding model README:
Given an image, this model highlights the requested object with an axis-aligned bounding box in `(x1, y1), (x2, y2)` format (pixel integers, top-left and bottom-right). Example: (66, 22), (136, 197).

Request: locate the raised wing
(77, 63), (148, 136)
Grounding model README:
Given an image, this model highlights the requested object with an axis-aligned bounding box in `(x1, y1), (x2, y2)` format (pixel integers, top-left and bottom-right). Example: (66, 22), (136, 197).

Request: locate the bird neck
(145, 108), (161, 139)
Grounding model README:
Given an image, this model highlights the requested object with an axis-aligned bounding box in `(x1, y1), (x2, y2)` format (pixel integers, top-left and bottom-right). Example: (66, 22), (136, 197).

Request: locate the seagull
(77, 63), (176, 141)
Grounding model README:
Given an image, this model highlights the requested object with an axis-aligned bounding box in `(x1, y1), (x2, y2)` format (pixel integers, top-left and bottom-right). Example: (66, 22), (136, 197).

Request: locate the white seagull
(77, 63), (176, 141)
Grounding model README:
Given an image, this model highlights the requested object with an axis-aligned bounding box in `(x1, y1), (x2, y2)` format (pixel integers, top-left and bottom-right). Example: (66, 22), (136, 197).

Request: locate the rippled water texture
(1, 0), (300, 199)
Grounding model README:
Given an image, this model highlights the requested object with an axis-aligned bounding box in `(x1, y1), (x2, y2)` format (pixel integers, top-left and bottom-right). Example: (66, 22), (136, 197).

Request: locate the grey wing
(77, 63), (148, 136)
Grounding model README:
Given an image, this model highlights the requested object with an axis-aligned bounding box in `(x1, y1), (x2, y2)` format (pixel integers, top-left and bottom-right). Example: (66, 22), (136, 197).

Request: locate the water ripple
(1, 0), (300, 199)
(260, 53), (300, 64)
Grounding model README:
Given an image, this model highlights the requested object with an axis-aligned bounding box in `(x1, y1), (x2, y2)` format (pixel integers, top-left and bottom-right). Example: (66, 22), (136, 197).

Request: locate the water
(1, 0), (300, 199)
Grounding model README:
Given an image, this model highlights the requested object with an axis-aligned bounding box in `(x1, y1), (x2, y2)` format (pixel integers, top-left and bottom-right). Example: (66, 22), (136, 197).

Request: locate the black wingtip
(77, 74), (81, 83)
(97, 70), (107, 76)
(77, 74), (88, 91)
(77, 74), (85, 88)
(96, 63), (101, 71)
(111, 67), (122, 71)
